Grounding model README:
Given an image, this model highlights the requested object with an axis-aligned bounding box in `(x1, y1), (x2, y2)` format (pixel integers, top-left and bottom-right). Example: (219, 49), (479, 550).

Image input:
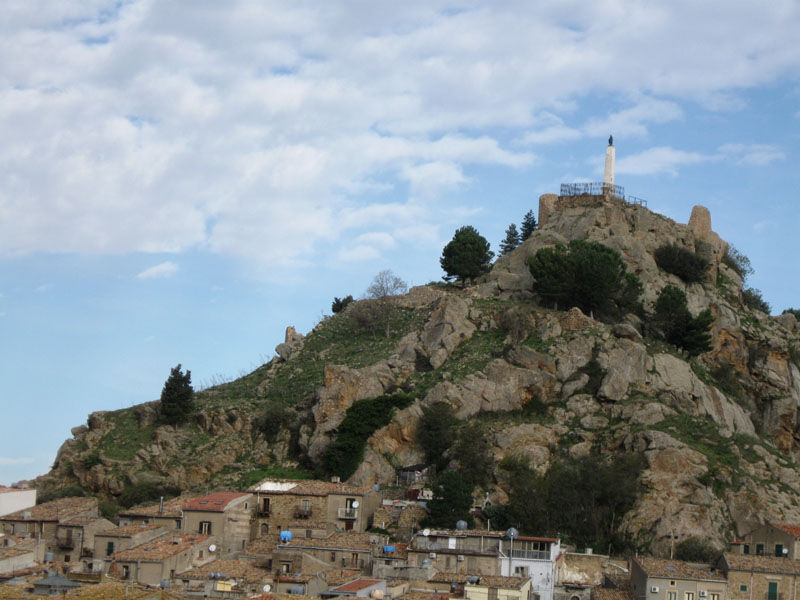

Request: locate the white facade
(499, 537), (561, 600)
(0, 488), (36, 518)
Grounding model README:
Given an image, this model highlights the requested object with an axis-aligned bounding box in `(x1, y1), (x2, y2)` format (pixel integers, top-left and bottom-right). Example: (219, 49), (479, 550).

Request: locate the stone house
(0, 487), (36, 518)
(109, 533), (215, 586)
(0, 543), (36, 575)
(93, 523), (167, 572)
(631, 558), (727, 600)
(249, 479), (380, 536)
(52, 514), (115, 566)
(117, 495), (200, 531)
(500, 535), (560, 600)
(465, 575), (532, 600)
(176, 558), (272, 597)
(734, 524), (800, 559)
(275, 572), (329, 596)
(408, 529), (505, 576)
(273, 531), (384, 575)
(555, 551), (628, 600)
(182, 492), (254, 558)
(718, 552), (800, 600)
(323, 577), (388, 598)
(0, 496), (99, 562)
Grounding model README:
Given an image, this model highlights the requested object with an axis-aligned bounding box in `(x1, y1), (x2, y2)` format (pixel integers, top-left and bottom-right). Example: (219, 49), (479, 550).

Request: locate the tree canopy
(528, 240), (642, 320)
(425, 470), (475, 529)
(521, 210), (537, 240)
(440, 226), (494, 287)
(160, 364), (195, 425)
(499, 223), (521, 256)
(654, 243), (709, 283)
(653, 285), (714, 357)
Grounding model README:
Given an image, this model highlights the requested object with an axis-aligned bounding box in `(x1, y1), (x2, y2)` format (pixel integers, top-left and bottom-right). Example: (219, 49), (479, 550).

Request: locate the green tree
(784, 308), (800, 319)
(742, 287), (771, 313)
(528, 240), (642, 320)
(674, 536), (718, 562)
(331, 295), (353, 314)
(425, 470), (475, 529)
(654, 243), (709, 283)
(452, 422), (494, 488)
(417, 403), (459, 471)
(521, 210), (537, 240)
(722, 244), (753, 281)
(440, 226), (494, 288)
(160, 364), (195, 425)
(499, 224), (521, 256)
(653, 285), (713, 357)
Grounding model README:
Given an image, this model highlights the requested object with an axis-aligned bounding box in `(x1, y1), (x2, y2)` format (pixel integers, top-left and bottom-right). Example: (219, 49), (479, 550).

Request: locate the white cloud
(616, 146), (714, 176)
(719, 143), (785, 166)
(136, 261), (179, 280)
(1, 1), (799, 268)
(0, 457), (34, 466)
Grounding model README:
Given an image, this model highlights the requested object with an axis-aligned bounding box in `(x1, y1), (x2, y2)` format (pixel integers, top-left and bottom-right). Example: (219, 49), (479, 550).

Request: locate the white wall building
(0, 487), (36, 518)
(499, 536), (561, 600)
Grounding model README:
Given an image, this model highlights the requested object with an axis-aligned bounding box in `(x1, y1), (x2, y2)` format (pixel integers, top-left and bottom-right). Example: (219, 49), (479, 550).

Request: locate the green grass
(97, 409), (156, 461)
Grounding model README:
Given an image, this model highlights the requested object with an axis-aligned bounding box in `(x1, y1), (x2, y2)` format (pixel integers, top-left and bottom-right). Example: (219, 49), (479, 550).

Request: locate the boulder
(419, 296), (476, 369)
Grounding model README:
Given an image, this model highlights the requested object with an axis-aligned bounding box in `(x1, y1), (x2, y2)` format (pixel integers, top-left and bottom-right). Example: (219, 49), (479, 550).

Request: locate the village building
(465, 575), (532, 600)
(631, 557), (727, 600)
(93, 523), (168, 572)
(32, 572), (81, 595)
(275, 572), (329, 596)
(0, 497), (99, 562)
(176, 558), (272, 598)
(555, 551), (629, 600)
(108, 533), (215, 586)
(273, 531), (385, 575)
(249, 479), (380, 536)
(0, 488), (36, 518)
(182, 492), (254, 558)
(322, 577), (387, 598)
(409, 529), (505, 576)
(51, 514), (114, 566)
(117, 494), (201, 530)
(718, 552), (800, 600)
(0, 542), (36, 576)
(733, 524), (800, 559)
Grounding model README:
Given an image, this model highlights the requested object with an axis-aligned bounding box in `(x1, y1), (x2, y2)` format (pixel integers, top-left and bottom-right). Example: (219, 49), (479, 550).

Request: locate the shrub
(528, 240), (642, 320)
(675, 536), (718, 562)
(37, 485), (86, 504)
(323, 392), (414, 480)
(118, 481), (181, 509)
(722, 245), (753, 281)
(160, 364), (195, 425)
(742, 287), (771, 313)
(82, 451), (102, 470)
(255, 403), (296, 441)
(654, 244), (709, 283)
(452, 422), (495, 488)
(783, 308), (800, 319)
(653, 285), (713, 357)
(418, 403), (459, 472)
(331, 295), (354, 314)
(424, 470), (475, 529)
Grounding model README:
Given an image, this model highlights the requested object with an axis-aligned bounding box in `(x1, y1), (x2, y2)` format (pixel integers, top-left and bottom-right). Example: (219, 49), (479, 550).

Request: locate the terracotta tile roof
(399, 592), (457, 600)
(425, 529), (506, 538)
(0, 486), (32, 495)
(467, 576), (527, 590)
(334, 578), (384, 592)
(634, 558), (725, 582)
(111, 533), (209, 561)
(377, 543), (409, 559)
(277, 573), (312, 583)
(324, 569), (364, 586)
(60, 515), (106, 527)
(0, 587), (40, 599)
(178, 559), (271, 583)
(429, 572), (469, 584)
(772, 523), (800, 538)
(184, 492), (251, 512)
(723, 553), (800, 575)
(250, 478), (371, 496)
(593, 589), (635, 600)
(0, 546), (34, 560)
(244, 533), (282, 555)
(281, 531), (375, 552)
(63, 581), (183, 599)
(0, 497), (97, 522)
(117, 494), (200, 518)
(96, 523), (165, 537)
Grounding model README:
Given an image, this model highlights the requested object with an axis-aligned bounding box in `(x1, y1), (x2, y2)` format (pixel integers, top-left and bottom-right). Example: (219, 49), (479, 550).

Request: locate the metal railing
(338, 508), (358, 520)
(560, 182), (625, 199)
(508, 548), (551, 560)
(628, 196), (648, 207)
(294, 505), (313, 518)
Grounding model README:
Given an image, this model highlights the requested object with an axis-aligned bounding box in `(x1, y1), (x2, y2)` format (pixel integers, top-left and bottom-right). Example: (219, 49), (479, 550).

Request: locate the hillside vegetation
(36, 194), (800, 556)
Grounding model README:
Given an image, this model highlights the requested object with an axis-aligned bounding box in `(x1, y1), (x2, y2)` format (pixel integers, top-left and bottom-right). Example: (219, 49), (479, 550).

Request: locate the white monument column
(603, 135), (615, 189)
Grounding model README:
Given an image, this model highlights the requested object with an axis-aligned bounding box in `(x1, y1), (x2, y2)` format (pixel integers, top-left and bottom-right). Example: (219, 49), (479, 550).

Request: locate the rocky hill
(35, 192), (800, 556)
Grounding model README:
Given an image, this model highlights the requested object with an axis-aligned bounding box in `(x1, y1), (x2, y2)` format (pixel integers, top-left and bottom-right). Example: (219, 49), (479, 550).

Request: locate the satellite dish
(784, 548), (790, 555)
(456, 520), (468, 530)
(422, 528), (431, 537)
(507, 527), (519, 540)
(264, 584), (272, 593)
(209, 544), (217, 552)
(371, 590), (385, 599)
(352, 501), (360, 508)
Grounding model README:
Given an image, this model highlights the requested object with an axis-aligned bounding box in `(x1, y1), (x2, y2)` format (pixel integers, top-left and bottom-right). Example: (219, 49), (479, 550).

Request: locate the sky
(2, 0), (799, 485)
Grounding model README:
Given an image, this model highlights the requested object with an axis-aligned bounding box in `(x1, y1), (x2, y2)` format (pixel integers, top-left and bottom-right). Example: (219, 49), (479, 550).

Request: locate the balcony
(338, 508), (358, 520)
(56, 536), (75, 549)
(294, 505), (313, 519)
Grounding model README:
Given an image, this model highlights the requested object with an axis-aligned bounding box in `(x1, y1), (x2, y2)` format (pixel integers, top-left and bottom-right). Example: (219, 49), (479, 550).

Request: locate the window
(262, 498), (270, 514)
(744, 544), (750, 555)
(686, 592), (695, 600)
(468, 557), (477, 571)
(667, 592), (677, 600)
(242, 540), (246, 549)
(199, 521), (212, 535)
(170, 569), (175, 578)
(106, 541), (115, 557)
(515, 566), (529, 577)
(710, 594), (720, 600)
(446, 556), (452, 569)
(671, 582), (676, 587)
(175, 520), (181, 529)
(199, 551), (204, 559)
(740, 586), (748, 592)
(775, 544), (784, 557)
(306, 530), (311, 539)
(331, 552), (336, 562)
(261, 524), (269, 535)
(122, 565), (130, 579)
(282, 562), (291, 573)
(302, 499), (310, 511)
(756, 543), (765, 556)
(64, 555), (71, 562)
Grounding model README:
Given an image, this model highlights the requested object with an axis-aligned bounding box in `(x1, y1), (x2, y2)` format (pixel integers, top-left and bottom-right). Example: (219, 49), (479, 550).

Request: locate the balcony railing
(294, 505), (313, 519)
(57, 536), (75, 549)
(560, 182), (625, 199)
(338, 508), (358, 520)
(257, 508), (271, 517)
(509, 549), (551, 560)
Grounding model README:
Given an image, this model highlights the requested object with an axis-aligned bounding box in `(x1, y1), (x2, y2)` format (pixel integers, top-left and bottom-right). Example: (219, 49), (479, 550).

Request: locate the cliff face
(37, 194), (800, 555)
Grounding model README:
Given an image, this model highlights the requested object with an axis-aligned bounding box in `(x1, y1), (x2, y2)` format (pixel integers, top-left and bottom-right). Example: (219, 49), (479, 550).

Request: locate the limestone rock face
(419, 296), (476, 368)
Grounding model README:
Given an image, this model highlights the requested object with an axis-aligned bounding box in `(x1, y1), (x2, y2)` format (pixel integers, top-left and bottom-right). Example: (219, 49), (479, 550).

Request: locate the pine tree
(499, 223), (521, 255)
(440, 226), (494, 288)
(160, 364), (195, 425)
(521, 210), (538, 240)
